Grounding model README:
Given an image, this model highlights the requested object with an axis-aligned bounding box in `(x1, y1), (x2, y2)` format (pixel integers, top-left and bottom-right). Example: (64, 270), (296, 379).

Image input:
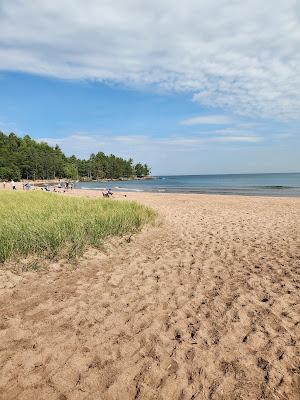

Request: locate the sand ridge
(0, 192), (299, 399)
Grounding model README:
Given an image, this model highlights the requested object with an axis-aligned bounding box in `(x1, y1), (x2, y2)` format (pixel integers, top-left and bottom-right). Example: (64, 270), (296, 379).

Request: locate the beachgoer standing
(3, 181), (6, 189)
(11, 180), (16, 190)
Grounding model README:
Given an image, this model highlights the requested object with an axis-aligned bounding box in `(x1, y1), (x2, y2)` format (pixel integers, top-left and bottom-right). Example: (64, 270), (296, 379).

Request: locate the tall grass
(0, 191), (156, 262)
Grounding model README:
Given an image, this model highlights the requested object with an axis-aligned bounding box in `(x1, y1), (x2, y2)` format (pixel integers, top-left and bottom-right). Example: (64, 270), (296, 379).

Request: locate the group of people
(23, 182), (32, 190)
(2, 181), (125, 199)
(62, 182), (74, 190)
(1, 180), (74, 192)
(2, 180), (17, 190)
(101, 188), (127, 198)
(41, 182), (74, 192)
(102, 188), (113, 197)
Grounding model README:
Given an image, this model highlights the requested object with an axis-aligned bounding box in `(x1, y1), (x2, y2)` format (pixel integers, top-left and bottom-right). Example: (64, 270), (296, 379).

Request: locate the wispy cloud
(180, 115), (232, 126)
(1, 1), (300, 120)
(37, 132), (263, 161)
(211, 136), (262, 143)
(0, 117), (18, 132)
(113, 135), (148, 142)
(160, 135), (262, 145)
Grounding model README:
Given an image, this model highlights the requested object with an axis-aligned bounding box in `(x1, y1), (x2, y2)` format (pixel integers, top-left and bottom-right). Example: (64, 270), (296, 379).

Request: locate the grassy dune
(0, 191), (156, 262)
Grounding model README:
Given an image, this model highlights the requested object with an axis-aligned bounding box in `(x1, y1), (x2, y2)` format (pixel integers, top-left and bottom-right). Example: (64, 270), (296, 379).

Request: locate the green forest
(0, 132), (150, 181)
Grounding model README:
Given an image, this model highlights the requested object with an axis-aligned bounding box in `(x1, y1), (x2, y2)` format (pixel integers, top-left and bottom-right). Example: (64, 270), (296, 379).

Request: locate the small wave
(80, 187), (103, 190)
(253, 185), (295, 189)
(115, 188), (144, 192)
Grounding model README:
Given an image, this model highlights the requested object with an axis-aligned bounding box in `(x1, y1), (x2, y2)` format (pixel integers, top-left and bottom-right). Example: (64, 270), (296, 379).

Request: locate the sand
(0, 191), (299, 399)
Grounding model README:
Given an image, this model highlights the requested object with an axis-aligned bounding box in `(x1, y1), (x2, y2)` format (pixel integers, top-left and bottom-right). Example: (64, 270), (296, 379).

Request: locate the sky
(0, 0), (299, 175)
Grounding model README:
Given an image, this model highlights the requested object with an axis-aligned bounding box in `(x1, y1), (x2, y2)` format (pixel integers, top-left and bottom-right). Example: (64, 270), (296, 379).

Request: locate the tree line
(0, 132), (150, 181)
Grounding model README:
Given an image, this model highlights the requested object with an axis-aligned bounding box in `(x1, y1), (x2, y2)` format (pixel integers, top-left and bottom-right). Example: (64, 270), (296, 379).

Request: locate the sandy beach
(0, 190), (299, 399)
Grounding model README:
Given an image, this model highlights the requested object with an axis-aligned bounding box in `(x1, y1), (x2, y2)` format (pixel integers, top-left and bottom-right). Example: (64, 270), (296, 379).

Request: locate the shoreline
(76, 188), (300, 198)
(1, 182), (300, 199)
(2, 172), (299, 197)
(60, 185), (300, 199)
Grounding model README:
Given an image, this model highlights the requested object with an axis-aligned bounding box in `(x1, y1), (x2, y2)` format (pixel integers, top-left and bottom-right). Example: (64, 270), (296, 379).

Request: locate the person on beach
(102, 188), (113, 197)
(102, 189), (109, 197)
(11, 180), (16, 190)
(3, 181), (6, 189)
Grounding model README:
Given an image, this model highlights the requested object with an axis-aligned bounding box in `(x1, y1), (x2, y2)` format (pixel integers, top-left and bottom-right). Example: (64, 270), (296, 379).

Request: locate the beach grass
(0, 191), (156, 262)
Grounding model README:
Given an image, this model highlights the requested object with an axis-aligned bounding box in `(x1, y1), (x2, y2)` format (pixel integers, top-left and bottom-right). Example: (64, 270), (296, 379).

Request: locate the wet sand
(0, 191), (299, 399)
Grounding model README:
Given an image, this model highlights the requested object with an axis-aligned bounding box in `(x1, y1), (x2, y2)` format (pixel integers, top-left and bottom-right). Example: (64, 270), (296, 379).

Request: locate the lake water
(76, 173), (300, 197)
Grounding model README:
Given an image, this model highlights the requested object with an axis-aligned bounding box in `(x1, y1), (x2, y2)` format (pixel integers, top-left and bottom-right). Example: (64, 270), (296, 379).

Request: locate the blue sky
(0, 1), (299, 175)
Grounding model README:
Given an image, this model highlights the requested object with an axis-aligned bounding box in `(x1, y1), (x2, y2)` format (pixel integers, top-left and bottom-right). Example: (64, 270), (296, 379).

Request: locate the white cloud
(180, 115), (232, 125)
(37, 134), (106, 158)
(0, 1), (300, 120)
(0, 117), (18, 132)
(211, 136), (262, 143)
(113, 135), (148, 142)
(160, 135), (262, 145)
(37, 132), (262, 162)
(35, 131), (300, 175)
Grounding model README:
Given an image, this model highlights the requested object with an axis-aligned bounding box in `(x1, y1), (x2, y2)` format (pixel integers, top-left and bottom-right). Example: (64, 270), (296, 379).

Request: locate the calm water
(76, 173), (300, 197)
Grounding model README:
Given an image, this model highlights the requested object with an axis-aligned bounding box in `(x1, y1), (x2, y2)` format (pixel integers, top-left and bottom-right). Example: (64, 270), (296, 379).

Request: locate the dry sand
(0, 190), (299, 399)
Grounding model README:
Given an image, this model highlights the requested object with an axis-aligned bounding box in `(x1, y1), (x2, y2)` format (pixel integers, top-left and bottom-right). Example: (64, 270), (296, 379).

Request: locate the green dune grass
(0, 191), (156, 262)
